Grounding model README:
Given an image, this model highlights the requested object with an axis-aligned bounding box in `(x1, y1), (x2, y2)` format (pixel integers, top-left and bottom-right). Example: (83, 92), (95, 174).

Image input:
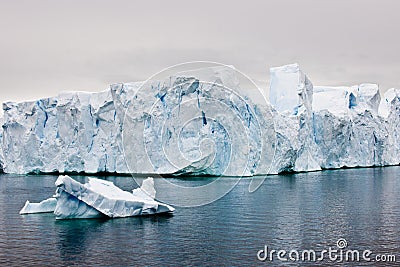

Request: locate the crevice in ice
(202, 111), (207, 125)
(349, 93), (357, 109)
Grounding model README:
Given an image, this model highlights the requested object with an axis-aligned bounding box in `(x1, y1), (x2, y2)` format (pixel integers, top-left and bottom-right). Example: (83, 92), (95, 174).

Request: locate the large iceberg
(20, 175), (174, 219)
(2, 63), (400, 175)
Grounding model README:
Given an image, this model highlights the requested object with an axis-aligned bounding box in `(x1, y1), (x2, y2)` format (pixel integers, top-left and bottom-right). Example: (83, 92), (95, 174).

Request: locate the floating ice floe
(19, 197), (57, 214)
(20, 175), (175, 219)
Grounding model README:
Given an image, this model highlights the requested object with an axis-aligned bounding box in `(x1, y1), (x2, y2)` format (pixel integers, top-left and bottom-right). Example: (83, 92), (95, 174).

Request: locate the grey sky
(0, 0), (399, 110)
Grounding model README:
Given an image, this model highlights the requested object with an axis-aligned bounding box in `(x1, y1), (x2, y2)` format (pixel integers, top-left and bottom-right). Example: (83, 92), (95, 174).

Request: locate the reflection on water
(56, 216), (170, 265)
(0, 167), (399, 266)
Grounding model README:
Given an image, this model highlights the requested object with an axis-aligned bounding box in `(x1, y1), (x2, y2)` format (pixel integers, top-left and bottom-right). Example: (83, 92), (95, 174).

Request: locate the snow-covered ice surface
(2, 63), (400, 176)
(313, 86), (356, 116)
(20, 175), (174, 219)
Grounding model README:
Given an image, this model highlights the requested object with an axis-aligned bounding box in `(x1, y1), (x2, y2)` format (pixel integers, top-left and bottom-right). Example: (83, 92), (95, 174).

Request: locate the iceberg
(1, 66), (276, 176)
(54, 175), (174, 219)
(2, 63), (400, 176)
(269, 63), (320, 173)
(19, 197), (57, 214)
(20, 175), (174, 219)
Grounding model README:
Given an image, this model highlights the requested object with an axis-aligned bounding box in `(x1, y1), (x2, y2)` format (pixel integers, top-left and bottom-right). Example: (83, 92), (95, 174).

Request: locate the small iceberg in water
(20, 198), (57, 214)
(20, 175), (175, 219)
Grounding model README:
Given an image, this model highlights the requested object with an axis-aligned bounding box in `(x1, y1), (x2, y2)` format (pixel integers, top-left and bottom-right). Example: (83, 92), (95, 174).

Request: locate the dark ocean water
(0, 167), (399, 266)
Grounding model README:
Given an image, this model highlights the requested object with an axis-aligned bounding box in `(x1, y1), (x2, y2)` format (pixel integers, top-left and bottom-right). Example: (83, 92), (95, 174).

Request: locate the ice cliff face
(0, 67), (276, 176)
(1, 90), (127, 174)
(269, 63), (320, 173)
(111, 69), (275, 176)
(311, 83), (387, 169)
(1, 64), (400, 175)
(270, 65), (398, 172)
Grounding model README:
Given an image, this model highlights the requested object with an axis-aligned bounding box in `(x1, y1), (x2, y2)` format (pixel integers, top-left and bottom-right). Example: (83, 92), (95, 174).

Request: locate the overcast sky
(0, 0), (399, 110)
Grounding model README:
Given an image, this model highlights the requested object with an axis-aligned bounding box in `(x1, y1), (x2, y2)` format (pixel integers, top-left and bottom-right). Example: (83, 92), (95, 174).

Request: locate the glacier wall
(110, 71), (276, 176)
(1, 64), (400, 175)
(0, 68), (276, 176)
(270, 66), (400, 172)
(1, 90), (128, 174)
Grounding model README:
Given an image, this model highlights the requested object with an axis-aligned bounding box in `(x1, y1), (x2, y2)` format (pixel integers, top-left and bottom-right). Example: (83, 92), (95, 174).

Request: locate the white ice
(19, 198), (57, 214)
(3, 64), (400, 176)
(20, 175), (175, 219)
